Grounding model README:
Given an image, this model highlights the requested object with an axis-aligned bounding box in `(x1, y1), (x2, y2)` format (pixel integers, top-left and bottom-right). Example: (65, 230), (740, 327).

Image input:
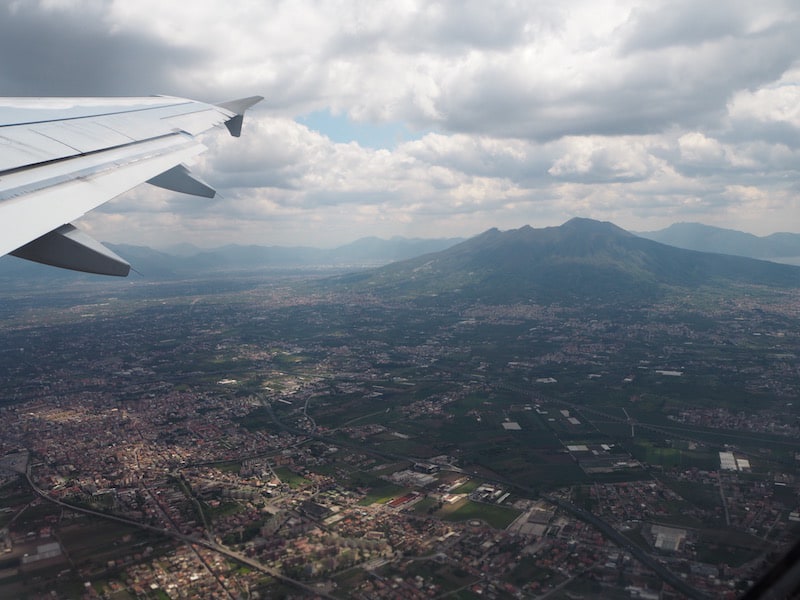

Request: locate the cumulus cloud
(548, 137), (662, 183)
(3, 0), (800, 245)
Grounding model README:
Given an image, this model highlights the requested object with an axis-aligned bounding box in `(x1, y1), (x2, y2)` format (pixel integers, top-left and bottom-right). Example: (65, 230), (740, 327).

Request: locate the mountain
(159, 242), (204, 257)
(637, 222), (800, 264)
(330, 236), (463, 263)
(0, 236), (463, 282)
(332, 218), (800, 303)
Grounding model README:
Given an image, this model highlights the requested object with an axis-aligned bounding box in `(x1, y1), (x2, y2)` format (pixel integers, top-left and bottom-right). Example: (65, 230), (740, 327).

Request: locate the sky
(2, 0), (800, 248)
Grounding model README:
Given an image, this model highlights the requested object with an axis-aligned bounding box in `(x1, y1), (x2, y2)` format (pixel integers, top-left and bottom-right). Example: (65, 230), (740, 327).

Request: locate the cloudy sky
(3, 0), (800, 248)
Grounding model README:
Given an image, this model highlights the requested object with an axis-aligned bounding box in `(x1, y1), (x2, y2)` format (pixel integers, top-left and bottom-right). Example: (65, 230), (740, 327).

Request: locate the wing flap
(11, 224), (130, 276)
(0, 126), (82, 172)
(0, 134), (205, 258)
(147, 164), (216, 198)
(30, 119), (135, 153)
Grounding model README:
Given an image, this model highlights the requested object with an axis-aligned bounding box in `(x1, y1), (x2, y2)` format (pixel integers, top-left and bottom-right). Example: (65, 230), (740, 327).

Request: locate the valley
(1, 220), (799, 598)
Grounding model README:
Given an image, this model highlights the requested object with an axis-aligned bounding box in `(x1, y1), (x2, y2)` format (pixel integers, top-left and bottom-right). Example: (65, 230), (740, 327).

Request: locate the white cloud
(3, 0), (800, 245)
(727, 70), (800, 128)
(548, 137), (661, 182)
(677, 133), (726, 166)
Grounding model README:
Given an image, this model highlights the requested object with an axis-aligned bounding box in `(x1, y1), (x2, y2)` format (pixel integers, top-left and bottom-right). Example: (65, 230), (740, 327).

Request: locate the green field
(630, 440), (718, 470)
(412, 496), (440, 514)
(439, 499), (521, 529)
(274, 467), (311, 487)
(358, 482), (407, 506)
(695, 529), (772, 567)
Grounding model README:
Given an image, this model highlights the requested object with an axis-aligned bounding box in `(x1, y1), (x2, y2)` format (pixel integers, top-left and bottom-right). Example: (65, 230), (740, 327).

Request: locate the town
(0, 274), (799, 599)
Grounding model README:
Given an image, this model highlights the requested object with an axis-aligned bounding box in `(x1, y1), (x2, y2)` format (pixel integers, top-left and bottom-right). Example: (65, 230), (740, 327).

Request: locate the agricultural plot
(438, 498), (521, 529)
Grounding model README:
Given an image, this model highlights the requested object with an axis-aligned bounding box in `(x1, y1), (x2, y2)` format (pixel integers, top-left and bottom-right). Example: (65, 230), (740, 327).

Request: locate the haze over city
(2, 4), (800, 597)
(2, 217), (800, 598)
(1, 0), (799, 247)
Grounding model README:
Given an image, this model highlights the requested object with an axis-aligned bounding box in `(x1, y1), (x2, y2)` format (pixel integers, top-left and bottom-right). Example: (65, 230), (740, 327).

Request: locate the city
(1, 267), (799, 599)
(2, 1), (800, 598)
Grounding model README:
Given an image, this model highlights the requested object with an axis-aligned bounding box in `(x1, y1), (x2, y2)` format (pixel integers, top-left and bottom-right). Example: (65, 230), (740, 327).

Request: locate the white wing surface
(0, 95), (262, 276)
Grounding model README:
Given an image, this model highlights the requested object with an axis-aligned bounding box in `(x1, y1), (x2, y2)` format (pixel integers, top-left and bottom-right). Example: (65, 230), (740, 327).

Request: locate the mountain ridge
(637, 222), (800, 263)
(0, 235), (465, 282)
(2, 220), (799, 302)
(332, 218), (800, 303)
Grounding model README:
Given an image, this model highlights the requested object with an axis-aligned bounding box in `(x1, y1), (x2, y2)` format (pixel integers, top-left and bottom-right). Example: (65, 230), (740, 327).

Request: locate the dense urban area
(1, 269), (799, 599)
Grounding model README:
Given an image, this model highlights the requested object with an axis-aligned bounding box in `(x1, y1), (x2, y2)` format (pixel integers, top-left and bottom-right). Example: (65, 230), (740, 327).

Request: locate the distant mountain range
(0, 236), (464, 282)
(331, 218), (800, 303)
(638, 222), (800, 264)
(2, 221), (799, 304)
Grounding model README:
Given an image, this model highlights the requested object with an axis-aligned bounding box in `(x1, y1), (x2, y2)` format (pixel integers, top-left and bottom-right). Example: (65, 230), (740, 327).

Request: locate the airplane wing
(0, 94), (262, 276)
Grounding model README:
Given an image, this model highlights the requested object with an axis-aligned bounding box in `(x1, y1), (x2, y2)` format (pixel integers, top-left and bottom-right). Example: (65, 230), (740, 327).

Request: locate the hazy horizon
(137, 219), (799, 252)
(2, 2), (798, 248)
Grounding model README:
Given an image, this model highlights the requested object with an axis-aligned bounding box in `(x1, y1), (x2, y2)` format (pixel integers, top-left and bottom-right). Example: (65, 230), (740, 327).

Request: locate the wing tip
(217, 96), (263, 137)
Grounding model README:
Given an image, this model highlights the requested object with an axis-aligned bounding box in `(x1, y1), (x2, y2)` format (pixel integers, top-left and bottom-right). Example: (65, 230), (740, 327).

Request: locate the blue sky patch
(297, 109), (422, 149)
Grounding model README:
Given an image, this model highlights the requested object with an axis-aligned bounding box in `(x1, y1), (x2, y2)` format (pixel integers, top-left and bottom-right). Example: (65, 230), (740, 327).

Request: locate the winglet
(216, 95), (263, 137)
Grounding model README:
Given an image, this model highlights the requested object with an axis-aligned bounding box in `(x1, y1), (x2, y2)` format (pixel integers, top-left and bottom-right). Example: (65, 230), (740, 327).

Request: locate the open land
(0, 272), (799, 598)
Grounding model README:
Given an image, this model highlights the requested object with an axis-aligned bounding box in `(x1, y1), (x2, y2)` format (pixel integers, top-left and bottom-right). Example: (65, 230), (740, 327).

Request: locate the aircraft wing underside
(0, 95), (262, 276)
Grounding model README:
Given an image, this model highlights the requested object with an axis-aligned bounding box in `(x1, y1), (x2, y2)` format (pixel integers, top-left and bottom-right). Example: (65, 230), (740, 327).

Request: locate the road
(17, 394), (709, 600)
(22, 466), (341, 600)
(266, 398), (710, 600)
(544, 495), (708, 600)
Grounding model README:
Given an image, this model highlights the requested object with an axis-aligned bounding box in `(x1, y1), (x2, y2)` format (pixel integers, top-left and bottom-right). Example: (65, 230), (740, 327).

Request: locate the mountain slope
(334, 218), (800, 303)
(638, 222), (800, 262)
(0, 236), (463, 282)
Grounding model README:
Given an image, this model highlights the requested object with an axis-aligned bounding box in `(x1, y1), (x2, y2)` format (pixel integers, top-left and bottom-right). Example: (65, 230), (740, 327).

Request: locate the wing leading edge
(0, 94), (262, 276)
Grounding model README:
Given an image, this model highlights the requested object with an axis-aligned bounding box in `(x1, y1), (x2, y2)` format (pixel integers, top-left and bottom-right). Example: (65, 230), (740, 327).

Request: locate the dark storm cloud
(0, 3), (204, 96)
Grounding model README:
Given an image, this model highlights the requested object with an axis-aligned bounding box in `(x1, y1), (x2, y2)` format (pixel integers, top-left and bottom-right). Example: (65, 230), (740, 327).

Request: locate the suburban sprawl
(1, 221), (800, 599)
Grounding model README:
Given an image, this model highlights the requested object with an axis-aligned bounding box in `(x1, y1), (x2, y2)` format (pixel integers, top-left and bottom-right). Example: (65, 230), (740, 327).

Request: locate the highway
(266, 398), (710, 599)
(17, 395), (710, 600)
(544, 494), (709, 600)
(22, 466), (341, 600)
